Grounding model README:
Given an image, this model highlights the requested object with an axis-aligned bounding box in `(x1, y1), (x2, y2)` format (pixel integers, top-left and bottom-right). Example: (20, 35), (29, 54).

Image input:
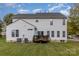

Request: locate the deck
(33, 35), (50, 43)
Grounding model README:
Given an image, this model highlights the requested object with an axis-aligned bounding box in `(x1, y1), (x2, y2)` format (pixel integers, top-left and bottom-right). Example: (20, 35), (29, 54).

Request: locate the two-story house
(6, 13), (67, 43)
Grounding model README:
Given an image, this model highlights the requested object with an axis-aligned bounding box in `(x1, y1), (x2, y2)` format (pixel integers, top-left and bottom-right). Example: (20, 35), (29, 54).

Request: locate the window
(37, 31), (44, 36)
(41, 31), (44, 36)
(16, 30), (19, 37)
(37, 31), (40, 35)
(63, 19), (65, 25)
(62, 31), (65, 37)
(11, 30), (19, 37)
(47, 31), (50, 37)
(57, 31), (60, 37)
(34, 28), (37, 31)
(50, 20), (53, 25)
(35, 20), (39, 22)
(12, 30), (15, 37)
(38, 31), (41, 36)
(51, 31), (54, 37)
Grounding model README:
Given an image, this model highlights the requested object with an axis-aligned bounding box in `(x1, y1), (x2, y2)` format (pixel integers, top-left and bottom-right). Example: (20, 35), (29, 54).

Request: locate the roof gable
(7, 19), (36, 28)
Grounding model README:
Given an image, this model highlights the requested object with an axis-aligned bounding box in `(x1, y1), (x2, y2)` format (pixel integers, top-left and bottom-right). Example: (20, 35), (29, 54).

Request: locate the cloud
(17, 9), (30, 14)
(48, 4), (53, 7)
(32, 9), (44, 13)
(5, 3), (16, 7)
(17, 8), (44, 14)
(5, 3), (24, 9)
(17, 4), (22, 8)
(5, 3), (16, 6)
(48, 4), (64, 12)
(48, 3), (58, 7)
(48, 4), (71, 16)
(60, 6), (71, 16)
(60, 10), (69, 16)
(66, 6), (71, 10)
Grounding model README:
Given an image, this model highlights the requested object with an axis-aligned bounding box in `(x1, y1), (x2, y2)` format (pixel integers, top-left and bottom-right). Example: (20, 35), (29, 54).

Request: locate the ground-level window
(57, 31), (60, 37)
(11, 30), (19, 37)
(51, 31), (54, 37)
(47, 31), (50, 37)
(12, 30), (15, 37)
(62, 31), (65, 37)
(41, 31), (44, 36)
(38, 31), (40, 36)
(16, 30), (19, 37)
(37, 31), (44, 36)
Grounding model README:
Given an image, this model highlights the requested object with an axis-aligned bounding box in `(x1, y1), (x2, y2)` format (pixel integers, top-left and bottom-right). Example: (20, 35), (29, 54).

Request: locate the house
(6, 13), (67, 43)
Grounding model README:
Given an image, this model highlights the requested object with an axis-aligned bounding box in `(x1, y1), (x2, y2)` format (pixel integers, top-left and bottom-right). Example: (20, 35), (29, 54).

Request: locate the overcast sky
(0, 3), (75, 20)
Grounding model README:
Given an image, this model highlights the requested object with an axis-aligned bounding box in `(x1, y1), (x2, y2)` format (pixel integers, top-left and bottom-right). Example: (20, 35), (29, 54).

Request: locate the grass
(0, 38), (79, 56)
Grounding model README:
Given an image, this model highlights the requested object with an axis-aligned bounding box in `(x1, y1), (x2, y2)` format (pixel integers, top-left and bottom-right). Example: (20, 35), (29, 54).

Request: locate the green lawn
(0, 38), (79, 56)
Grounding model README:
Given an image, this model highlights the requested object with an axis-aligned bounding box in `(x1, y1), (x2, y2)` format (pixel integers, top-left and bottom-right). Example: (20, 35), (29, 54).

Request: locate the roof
(12, 13), (67, 19)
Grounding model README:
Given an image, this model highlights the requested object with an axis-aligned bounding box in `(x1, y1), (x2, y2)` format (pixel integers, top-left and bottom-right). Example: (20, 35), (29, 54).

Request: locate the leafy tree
(68, 6), (79, 35)
(0, 19), (3, 36)
(3, 13), (14, 25)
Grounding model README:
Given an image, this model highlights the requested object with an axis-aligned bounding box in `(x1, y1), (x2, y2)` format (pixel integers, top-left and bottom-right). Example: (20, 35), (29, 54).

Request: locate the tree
(68, 6), (79, 35)
(1, 13), (14, 37)
(0, 19), (3, 36)
(3, 13), (14, 25)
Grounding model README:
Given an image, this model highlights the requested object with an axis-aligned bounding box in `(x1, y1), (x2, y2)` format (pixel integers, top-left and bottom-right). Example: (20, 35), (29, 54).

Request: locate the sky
(0, 3), (75, 20)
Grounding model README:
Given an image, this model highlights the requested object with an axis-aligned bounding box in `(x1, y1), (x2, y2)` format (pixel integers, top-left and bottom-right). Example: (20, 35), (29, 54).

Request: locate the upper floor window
(50, 20), (53, 25)
(35, 20), (39, 22)
(11, 30), (19, 37)
(63, 19), (65, 25)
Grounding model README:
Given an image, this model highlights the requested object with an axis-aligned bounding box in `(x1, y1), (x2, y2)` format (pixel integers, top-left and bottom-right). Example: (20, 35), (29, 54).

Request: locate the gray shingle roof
(12, 13), (67, 19)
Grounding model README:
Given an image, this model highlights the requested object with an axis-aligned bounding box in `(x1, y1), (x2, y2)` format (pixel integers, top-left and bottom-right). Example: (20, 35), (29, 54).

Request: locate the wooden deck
(33, 35), (50, 43)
